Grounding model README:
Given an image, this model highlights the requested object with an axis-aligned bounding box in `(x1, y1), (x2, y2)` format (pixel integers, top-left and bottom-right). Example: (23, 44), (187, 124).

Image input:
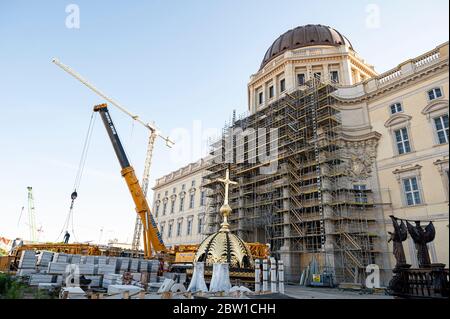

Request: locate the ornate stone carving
(341, 139), (379, 180)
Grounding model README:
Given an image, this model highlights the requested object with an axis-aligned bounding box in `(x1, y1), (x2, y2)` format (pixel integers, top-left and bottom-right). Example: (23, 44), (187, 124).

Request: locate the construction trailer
(202, 77), (390, 285)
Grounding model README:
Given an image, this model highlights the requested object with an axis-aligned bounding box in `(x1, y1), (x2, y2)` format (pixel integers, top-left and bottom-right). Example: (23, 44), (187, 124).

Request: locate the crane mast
(26, 187), (37, 242)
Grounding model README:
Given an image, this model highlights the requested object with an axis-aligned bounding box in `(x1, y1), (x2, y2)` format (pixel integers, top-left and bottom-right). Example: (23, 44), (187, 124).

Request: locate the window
(189, 194), (195, 209)
(155, 204), (160, 217)
(200, 190), (206, 206)
(168, 223), (173, 238)
(269, 86), (274, 98)
(172, 187), (176, 194)
(162, 202), (167, 215)
(182, 184), (186, 190)
(177, 220), (182, 237)
(280, 79), (286, 92)
(157, 193), (160, 199)
(164, 191), (168, 196)
(170, 200), (175, 214)
(198, 217), (203, 234)
(258, 92), (263, 105)
(313, 72), (321, 80)
(187, 219), (192, 236)
(179, 197), (184, 212)
(191, 180), (196, 187)
(390, 103), (403, 115)
(434, 114), (449, 144)
(394, 127), (411, 154)
(160, 224), (164, 237)
(428, 87), (443, 101)
(403, 177), (422, 206)
(297, 73), (305, 86)
(330, 71), (339, 83)
(353, 185), (368, 203)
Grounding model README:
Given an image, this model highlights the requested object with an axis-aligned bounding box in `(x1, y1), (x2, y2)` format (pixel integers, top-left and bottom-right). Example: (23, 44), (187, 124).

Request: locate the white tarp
(209, 263), (231, 293)
(187, 262), (208, 293)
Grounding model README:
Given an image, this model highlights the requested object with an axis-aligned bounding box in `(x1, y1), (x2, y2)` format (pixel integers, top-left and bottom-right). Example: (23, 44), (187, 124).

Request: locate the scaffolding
(202, 76), (388, 284)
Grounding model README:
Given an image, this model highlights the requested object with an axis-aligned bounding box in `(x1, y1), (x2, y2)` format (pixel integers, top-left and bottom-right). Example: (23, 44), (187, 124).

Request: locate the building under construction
(202, 77), (390, 285)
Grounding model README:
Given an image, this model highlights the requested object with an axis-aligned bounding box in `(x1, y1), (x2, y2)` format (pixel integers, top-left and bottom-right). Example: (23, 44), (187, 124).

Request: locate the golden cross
(217, 169), (237, 206)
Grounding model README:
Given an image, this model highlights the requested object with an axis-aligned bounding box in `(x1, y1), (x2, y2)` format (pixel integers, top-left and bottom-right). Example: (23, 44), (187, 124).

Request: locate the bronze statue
(388, 216), (408, 268)
(406, 220), (435, 268)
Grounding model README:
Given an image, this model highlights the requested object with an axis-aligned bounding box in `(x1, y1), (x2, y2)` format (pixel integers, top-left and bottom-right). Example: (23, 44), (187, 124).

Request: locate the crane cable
(55, 112), (97, 242)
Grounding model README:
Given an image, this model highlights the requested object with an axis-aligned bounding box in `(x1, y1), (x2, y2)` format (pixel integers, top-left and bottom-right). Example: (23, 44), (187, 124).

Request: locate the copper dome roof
(260, 24), (353, 70)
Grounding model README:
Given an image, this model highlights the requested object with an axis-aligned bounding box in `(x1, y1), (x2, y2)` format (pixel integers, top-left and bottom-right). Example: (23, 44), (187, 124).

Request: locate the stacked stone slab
(18, 250), (36, 269)
(85, 275), (102, 287)
(102, 274), (123, 288)
(37, 251), (54, 268)
(129, 258), (139, 272)
(119, 258), (130, 272)
(52, 253), (69, 263)
(47, 262), (69, 274)
(98, 263), (116, 275)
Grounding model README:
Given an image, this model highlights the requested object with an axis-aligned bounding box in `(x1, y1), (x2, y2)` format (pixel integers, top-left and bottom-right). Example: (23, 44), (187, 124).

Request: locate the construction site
(203, 77), (390, 285)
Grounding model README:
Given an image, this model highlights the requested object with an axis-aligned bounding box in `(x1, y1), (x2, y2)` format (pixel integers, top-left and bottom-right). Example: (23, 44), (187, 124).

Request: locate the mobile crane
(93, 103), (166, 258)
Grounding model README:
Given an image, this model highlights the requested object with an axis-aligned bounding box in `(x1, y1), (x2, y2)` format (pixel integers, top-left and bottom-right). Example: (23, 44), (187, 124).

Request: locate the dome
(194, 230), (254, 268)
(260, 24), (353, 70)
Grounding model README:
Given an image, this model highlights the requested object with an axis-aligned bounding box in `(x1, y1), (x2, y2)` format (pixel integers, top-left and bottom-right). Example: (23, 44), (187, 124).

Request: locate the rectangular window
(394, 127), (411, 154)
(157, 193), (160, 199)
(155, 204), (160, 217)
(390, 103), (403, 115)
(330, 71), (339, 83)
(179, 197), (184, 212)
(403, 177), (422, 206)
(170, 200), (175, 214)
(160, 225), (164, 238)
(177, 221), (182, 237)
(189, 194), (195, 209)
(182, 184), (185, 190)
(164, 191), (168, 196)
(258, 92), (263, 105)
(163, 202), (167, 215)
(280, 79), (286, 92)
(187, 220), (192, 236)
(198, 217), (203, 234)
(269, 86), (274, 98)
(168, 224), (173, 238)
(297, 73), (305, 86)
(191, 180), (196, 187)
(172, 187), (176, 194)
(200, 190), (206, 206)
(428, 87), (443, 101)
(353, 185), (368, 203)
(434, 114), (449, 144)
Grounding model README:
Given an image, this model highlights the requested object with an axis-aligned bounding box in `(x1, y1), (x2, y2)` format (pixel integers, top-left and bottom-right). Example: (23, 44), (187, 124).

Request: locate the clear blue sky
(0, 0), (448, 244)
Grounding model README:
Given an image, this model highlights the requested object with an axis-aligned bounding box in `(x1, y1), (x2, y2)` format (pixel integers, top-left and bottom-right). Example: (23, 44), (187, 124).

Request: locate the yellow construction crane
(52, 58), (173, 256)
(93, 103), (166, 257)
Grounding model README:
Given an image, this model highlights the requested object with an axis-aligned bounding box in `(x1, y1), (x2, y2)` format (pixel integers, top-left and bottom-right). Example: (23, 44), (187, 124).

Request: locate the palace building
(153, 24), (449, 285)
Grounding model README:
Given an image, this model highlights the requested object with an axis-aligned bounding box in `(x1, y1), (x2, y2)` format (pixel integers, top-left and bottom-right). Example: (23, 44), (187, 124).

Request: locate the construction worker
(64, 231), (70, 244)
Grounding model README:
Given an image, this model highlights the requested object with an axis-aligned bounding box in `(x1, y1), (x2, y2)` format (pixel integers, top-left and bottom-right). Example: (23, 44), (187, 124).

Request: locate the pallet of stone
(102, 274), (123, 288)
(36, 251), (54, 267)
(98, 256), (108, 265)
(77, 263), (95, 274)
(52, 253), (69, 263)
(16, 268), (36, 276)
(129, 258), (139, 272)
(47, 262), (69, 274)
(118, 258), (130, 272)
(70, 254), (82, 264)
(83, 256), (97, 264)
(97, 263), (116, 275)
(139, 260), (148, 273)
(85, 275), (102, 287)
(18, 250), (37, 269)
(29, 274), (56, 286)
(108, 257), (118, 268)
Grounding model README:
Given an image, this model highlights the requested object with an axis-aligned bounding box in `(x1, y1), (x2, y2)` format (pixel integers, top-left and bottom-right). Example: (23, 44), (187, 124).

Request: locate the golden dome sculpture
(194, 169), (254, 269)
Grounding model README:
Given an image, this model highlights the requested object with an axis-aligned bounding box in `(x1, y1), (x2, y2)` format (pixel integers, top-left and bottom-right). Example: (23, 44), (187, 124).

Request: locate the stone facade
(152, 158), (210, 246)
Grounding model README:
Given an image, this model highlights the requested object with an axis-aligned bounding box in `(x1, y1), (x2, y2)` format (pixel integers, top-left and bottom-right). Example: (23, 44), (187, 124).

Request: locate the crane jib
(150, 214), (164, 246)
